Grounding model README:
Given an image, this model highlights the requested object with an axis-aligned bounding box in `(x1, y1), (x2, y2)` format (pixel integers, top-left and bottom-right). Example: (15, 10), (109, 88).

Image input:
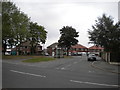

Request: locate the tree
(58, 26), (79, 56)
(88, 14), (120, 62)
(28, 22), (47, 55)
(2, 1), (30, 55)
(2, 1), (47, 55)
(12, 11), (30, 55)
(2, 1), (18, 55)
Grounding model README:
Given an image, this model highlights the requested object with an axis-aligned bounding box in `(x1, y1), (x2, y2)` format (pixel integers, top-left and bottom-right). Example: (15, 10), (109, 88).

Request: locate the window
(76, 48), (79, 51)
(74, 48), (76, 51)
(81, 48), (83, 51)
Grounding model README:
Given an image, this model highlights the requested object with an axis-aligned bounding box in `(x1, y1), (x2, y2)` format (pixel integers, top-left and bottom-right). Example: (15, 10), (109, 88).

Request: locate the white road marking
(61, 67), (65, 70)
(73, 62), (78, 64)
(10, 70), (46, 78)
(88, 71), (94, 73)
(70, 80), (119, 87)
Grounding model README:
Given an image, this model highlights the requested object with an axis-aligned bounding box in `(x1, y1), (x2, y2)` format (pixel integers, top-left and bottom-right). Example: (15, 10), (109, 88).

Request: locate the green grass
(2, 55), (32, 60)
(22, 57), (55, 63)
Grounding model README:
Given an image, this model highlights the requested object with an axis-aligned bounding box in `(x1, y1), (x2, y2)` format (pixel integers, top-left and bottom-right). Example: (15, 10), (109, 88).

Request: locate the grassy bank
(2, 55), (71, 63)
(2, 55), (33, 60)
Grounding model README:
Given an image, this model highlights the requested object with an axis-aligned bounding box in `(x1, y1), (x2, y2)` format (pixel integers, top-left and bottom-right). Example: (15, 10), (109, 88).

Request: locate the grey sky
(12, 0), (119, 49)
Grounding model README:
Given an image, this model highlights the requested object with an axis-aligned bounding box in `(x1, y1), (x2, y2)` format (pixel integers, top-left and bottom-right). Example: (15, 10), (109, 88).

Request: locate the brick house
(11, 41), (42, 55)
(69, 44), (88, 56)
(88, 45), (104, 56)
(47, 43), (88, 56)
(47, 42), (59, 56)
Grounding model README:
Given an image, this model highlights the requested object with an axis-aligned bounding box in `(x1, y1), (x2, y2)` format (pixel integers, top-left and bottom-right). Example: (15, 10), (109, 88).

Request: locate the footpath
(91, 60), (120, 74)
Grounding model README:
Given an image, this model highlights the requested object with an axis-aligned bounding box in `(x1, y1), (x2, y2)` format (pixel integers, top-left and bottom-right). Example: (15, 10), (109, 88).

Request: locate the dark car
(88, 54), (96, 61)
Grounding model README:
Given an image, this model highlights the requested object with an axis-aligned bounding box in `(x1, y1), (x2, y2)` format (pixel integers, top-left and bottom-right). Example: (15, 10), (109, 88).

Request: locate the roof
(89, 46), (104, 50)
(47, 42), (58, 48)
(71, 44), (88, 49)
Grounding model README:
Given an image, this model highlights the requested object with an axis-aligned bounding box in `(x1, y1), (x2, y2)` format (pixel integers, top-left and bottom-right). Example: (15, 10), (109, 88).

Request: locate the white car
(88, 54), (96, 61)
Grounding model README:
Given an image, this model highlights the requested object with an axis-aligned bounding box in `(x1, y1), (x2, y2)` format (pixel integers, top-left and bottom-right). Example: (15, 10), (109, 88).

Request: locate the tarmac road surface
(2, 56), (119, 88)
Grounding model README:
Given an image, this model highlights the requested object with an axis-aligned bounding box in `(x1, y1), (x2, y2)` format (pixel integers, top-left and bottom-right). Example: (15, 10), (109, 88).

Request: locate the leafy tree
(88, 14), (120, 61)
(28, 22), (47, 55)
(12, 11), (30, 55)
(2, 1), (30, 55)
(58, 26), (79, 56)
(2, 1), (18, 54)
(2, 1), (47, 55)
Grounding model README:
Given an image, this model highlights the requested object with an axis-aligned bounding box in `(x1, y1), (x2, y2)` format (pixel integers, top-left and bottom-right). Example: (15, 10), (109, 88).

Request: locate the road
(2, 56), (119, 88)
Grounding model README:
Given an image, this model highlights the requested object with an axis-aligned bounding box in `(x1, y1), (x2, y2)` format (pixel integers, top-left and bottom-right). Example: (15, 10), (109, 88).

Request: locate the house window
(81, 48), (83, 51)
(20, 47), (22, 50)
(52, 48), (55, 50)
(74, 48), (76, 51)
(76, 48), (79, 51)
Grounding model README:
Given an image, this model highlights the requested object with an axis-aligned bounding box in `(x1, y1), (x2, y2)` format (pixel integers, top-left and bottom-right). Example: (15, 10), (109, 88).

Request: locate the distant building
(11, 41), (42, 55)
(47, 42), (63, 57)
(47, 43), (89, 56)
(69, 44), (88, 56)
(88, 45), (104, 56)
(47, 42), (58, 56)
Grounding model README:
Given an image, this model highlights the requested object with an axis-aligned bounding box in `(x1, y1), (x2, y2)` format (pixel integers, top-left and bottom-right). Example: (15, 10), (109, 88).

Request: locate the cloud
(13, 1), (118, 48)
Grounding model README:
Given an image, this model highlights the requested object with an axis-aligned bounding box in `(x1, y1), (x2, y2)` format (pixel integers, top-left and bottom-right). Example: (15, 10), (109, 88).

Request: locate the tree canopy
(58, 26), (79, 56)
(2, 1), (47, 55)
(88, 14), (120, 61)
(28, 22), (47, 55)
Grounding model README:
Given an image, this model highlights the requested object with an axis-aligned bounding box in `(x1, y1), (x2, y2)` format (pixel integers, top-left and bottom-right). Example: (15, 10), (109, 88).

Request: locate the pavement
(91, 60), (120, 74)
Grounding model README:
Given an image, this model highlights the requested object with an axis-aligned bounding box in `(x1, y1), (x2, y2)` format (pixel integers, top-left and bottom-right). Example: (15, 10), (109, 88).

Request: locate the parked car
(88, 54), (96, 61)
(44, 53), (49, 56)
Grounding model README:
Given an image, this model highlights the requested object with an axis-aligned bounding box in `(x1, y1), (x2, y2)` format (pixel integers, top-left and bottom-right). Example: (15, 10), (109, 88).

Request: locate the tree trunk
(31, 43), (34, 55)
(3, 40), (7, 55)
(66, 48), (69, 56)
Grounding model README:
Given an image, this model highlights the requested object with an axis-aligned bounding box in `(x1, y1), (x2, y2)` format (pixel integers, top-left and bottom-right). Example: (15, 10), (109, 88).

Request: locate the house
(47, 42), (64, 58)
(11, 41), (42, 55)
(88, 45), (104, 56)
(69, 44), (88, 56)
(47, 43), (88, 56)
(47, 42), (58, 56)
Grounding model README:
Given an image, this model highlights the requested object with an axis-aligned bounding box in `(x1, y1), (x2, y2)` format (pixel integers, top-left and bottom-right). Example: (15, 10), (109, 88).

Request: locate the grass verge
(2, 55), (32, 60)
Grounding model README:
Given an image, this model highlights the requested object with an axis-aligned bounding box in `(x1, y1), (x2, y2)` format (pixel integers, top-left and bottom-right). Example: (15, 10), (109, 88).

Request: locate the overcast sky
(12, 0), (119, 49)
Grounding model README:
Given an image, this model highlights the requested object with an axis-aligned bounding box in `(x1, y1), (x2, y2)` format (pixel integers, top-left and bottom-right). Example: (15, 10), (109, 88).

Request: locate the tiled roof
(89, 46), (104, 50)
(47, 42), (58, 48)
(71, 44), (88, 49)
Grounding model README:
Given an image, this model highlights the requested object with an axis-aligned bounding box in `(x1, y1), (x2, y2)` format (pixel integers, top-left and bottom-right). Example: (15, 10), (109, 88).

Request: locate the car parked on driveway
(87, 54), (96, 61)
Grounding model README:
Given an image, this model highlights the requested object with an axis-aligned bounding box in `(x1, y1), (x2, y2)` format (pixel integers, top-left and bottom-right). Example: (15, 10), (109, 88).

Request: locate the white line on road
(61, 67), (65, 70)
(10, 70), (46, 78)
(70, 80), (119, 87)
(73, 62), (78, 64)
